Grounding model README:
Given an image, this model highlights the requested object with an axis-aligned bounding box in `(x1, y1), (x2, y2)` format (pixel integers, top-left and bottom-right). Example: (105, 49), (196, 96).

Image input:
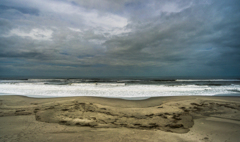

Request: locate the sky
(0, 0), (240, 78)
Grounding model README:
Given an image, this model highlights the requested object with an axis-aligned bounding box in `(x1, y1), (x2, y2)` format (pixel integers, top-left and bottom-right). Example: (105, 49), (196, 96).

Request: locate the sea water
(0, 79), (240, 99)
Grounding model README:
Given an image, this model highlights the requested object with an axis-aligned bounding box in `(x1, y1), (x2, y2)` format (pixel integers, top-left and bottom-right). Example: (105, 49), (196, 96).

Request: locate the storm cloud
(0, 0), (239, 78)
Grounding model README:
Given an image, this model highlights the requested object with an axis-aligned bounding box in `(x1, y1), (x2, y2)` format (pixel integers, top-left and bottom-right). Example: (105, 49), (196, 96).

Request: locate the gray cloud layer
(0, 0), (239, 78)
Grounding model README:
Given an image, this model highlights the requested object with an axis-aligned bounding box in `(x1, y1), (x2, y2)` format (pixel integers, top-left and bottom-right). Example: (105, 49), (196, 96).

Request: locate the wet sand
(0, 95), (240, 142)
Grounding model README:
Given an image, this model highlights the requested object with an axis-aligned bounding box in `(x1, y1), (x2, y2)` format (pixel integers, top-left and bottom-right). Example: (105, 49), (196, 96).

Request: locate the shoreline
(1, 92), (240, 100)
(1, 95), (240, 141)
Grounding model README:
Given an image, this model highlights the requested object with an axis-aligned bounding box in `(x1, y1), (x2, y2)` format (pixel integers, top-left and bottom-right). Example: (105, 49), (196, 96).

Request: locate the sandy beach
(0, 95), (240, 142)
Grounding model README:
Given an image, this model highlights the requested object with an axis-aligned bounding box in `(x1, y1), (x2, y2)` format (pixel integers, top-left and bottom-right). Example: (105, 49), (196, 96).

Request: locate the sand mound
(34, 101), (193, 133)
(33, 97), (240, 134)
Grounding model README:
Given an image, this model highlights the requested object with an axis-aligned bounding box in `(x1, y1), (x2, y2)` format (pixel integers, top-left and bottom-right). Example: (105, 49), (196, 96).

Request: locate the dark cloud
(0, 51), (47, 59)
(0, 0), (239, 78)
(0, 18), (12, 34)
(0, 5), (39, 16)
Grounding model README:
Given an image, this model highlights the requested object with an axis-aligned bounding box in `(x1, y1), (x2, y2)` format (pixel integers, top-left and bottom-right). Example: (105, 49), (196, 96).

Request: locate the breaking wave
(0, 79), (240, 98)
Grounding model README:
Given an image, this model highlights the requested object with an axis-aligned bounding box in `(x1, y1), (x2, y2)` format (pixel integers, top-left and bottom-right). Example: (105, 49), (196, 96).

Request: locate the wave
(151, 79), (176, 82)
(228, 89), (240, 93)
(176, 79), (240, 82)
(27, 79), (67, 82)
(118, 80), (141, 82)
(195, 84), (231, 86)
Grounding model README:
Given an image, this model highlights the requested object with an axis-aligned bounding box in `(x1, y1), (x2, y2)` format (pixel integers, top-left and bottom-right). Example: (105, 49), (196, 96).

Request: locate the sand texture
(0, 96), (240, 142)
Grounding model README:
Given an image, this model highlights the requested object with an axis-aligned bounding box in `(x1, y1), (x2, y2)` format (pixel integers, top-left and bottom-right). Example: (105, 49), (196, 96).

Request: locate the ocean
(0, 78), (240, 99)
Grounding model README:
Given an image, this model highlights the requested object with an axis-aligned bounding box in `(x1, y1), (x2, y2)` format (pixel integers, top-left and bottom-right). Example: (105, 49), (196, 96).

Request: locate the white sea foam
(71, 83), (125, 86)
(0, 82), (239, 98)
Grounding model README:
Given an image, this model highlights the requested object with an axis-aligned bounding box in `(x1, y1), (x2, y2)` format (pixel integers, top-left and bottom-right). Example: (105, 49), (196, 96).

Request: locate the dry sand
(0, 95), (240, 142)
